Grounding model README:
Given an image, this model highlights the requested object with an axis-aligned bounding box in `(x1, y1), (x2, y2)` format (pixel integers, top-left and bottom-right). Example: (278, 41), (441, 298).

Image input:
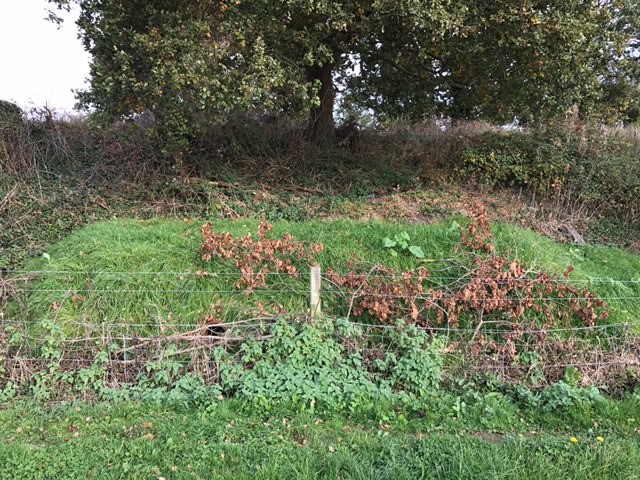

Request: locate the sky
(0, 1), (90, 113)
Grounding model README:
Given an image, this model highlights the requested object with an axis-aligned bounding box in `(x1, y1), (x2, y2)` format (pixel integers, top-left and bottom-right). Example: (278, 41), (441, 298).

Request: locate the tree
(599, 1), (640, 123)
(49, 0), (465, 147)
(49, 0), (638, 152)
(351, 1), (640, 125)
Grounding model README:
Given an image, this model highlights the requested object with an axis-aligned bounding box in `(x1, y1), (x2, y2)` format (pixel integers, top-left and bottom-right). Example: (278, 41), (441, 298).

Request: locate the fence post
(310, 265), (321, 318)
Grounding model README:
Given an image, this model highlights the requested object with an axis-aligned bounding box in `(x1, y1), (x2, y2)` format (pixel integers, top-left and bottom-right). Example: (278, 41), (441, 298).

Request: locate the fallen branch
(560, 223), (586, 244)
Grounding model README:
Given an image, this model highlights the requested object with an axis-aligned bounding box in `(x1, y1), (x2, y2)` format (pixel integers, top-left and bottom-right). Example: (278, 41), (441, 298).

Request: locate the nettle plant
(215, 317), (444, 409)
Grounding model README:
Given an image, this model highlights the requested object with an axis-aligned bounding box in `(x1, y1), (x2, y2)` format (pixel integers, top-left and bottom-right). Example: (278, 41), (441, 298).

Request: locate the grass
(2, 116), (640, 477)
(7, 218), (640, 333)
(1, 397), (640, 479)
(2, 166), (638, 277)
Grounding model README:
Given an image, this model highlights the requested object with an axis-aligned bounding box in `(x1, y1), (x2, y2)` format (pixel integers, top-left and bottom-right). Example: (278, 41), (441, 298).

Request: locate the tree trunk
(306, 63), (336, 143)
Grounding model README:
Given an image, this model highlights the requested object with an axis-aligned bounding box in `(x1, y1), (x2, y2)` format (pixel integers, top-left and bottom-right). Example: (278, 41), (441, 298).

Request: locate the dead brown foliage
(198, 213), (609, 362)
(201, 219), (324, 293)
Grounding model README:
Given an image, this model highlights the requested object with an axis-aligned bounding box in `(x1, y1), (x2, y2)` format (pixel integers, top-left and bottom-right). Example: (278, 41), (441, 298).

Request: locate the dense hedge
(458, 125), (639, 222)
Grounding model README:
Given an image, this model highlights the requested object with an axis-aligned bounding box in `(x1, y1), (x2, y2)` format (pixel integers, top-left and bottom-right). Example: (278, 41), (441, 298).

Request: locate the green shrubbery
(0, 316), (445, 409)
(2, 314), (620, 415)
(0, 100), (26, 174)
(217, 318), (444, 410)
(459, 124), (640, 222)
(0, 100), (23, 126)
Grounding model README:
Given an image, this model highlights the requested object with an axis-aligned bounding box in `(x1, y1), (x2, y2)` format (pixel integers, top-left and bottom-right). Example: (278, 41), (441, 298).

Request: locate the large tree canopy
(50, 0), (639, 149)
(353, 1), (640, 125)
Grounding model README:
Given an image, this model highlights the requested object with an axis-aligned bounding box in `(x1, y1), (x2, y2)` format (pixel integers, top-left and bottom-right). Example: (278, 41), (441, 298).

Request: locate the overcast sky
(0, 1), (90, 112)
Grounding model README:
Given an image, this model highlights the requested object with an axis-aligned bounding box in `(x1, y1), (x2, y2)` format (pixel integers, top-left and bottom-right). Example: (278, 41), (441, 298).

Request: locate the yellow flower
(570, 437), (579, 443)
(597, 437), (604, 442)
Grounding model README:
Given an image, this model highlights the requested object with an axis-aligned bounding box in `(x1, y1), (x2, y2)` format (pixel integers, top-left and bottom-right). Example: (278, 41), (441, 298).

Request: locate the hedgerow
(458, 124), (640, 223)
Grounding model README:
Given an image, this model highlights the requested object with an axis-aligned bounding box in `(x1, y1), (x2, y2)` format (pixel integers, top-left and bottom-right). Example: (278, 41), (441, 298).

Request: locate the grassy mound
(8, 218), (640, 331)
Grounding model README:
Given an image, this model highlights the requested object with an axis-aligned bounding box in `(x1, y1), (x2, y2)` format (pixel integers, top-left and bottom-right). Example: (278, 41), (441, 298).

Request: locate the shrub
(216, 317), (445, 409)
(0, 100), (23, 127)
(0, 100), (26, 173)
(458, 123), (640, 223)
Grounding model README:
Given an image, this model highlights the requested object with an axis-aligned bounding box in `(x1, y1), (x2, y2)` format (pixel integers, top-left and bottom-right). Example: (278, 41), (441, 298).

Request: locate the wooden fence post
(310, 265), (321, 318)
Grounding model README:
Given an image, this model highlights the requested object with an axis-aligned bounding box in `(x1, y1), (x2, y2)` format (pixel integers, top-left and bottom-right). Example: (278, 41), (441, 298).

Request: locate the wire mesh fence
(1, 267), (640, 391)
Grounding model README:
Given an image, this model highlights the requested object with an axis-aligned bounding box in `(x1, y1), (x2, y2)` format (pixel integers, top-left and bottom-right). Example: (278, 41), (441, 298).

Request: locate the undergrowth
(458, 122), (640, 224)
(2, 110), (638, 276)
(2, 214), (639, 401)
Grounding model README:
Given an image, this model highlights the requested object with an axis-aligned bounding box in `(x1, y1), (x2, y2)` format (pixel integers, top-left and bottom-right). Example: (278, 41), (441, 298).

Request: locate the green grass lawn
(8, 218), (640, 332)
(1, 398), (640, 480)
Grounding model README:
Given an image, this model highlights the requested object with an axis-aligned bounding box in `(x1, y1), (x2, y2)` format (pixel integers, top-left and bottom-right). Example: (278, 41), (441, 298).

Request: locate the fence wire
(4, 268), (640, 283)
(1, 269), (640, 390)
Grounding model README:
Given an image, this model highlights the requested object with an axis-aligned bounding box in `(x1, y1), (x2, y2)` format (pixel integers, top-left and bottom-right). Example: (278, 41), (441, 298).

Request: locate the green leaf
(383, 237), (396, 248)
(399, 231), (411, 241)
(408, 246), (425, 258)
